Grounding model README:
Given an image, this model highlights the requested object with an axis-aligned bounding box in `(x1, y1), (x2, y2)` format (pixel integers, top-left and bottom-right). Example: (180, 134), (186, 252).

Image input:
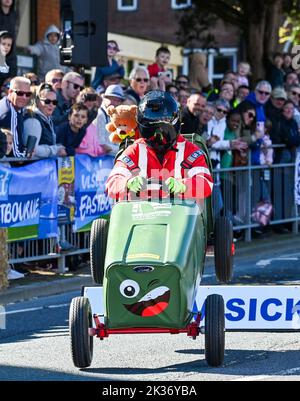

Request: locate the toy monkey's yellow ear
(107, 105), (116, 116)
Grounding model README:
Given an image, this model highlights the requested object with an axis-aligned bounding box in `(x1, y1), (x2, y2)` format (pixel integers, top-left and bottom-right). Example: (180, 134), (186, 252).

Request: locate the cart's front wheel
(69, 297), (94, 368)
(205, 294), (225, 367)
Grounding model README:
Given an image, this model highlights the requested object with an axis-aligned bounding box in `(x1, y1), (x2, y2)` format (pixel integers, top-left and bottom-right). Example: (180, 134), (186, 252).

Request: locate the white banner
(195, 286), (300, 330)
(83, 286), (300, 331)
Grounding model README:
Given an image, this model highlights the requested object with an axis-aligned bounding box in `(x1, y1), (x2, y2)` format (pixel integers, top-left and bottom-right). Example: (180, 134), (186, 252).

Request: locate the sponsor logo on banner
(74, 154), (114, 231)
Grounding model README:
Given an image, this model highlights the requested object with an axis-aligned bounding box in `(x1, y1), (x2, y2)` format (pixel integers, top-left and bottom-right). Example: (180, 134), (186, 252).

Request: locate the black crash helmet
(137, 90), (180, 152)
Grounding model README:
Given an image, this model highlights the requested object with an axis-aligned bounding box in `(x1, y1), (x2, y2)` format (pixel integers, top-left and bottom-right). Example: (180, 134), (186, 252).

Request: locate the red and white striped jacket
(106, 135), (213, 200)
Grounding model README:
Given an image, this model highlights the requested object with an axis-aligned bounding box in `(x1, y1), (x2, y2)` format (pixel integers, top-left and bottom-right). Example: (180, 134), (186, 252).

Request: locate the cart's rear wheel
(214, 216), (233, 283)
(205, 294), (225, 367)
(69, 297), (94, 368)
(90, 218), (108, 285)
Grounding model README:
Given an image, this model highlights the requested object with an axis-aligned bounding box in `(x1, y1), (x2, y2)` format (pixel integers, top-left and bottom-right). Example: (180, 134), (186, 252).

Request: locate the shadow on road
(82, 349), (300, 378)
(0, 364), (112, 381)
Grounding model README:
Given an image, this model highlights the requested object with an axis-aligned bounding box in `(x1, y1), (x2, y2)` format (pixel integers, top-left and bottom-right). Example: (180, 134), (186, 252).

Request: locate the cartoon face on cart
(120, 279), (171, 317)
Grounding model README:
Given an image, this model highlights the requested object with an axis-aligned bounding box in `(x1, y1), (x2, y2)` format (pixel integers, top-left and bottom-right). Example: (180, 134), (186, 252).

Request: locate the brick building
(15, 0), (241, 83)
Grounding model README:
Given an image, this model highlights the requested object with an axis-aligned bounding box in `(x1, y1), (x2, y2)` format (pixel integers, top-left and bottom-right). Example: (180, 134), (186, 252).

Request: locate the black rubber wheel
(90, 218), (108, 285)
(205, 294), (225, 367)
(69, 297), (94, 369)
(214, 216), (233, 283)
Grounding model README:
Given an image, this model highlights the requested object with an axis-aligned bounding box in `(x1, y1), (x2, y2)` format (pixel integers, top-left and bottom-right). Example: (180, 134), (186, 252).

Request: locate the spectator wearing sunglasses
(126, 66), (150, 105)
(175, 74), (190, 91)
(287, 84), (300, 128)
(45, 69), (64, 91)
(92, 40), (125, 92)
(207, 99), (230, 145)
(52, 71), (85, 127)
(235, 102), (257, 146)
(77, 87), (100, 121)
(0, 76), (32, 157)
(241, 80), (271, 143)
(23, 83), (66, 158)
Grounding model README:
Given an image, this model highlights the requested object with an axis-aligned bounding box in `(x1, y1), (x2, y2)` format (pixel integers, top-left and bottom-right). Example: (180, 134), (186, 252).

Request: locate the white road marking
(256, 258), (298, 267)
(48, 303), (69, 309)
(202, 274), (215, 279)
(231, 366), (300, 381)
(0, 303), (69, 316)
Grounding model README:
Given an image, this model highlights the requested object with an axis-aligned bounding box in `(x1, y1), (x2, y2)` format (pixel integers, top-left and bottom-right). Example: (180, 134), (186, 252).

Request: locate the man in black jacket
(265, 87), (287, 145)
(181, 93), (206, 135)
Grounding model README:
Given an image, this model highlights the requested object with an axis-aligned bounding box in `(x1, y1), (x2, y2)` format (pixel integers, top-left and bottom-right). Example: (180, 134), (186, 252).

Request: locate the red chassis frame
(89, 313), (202, 340)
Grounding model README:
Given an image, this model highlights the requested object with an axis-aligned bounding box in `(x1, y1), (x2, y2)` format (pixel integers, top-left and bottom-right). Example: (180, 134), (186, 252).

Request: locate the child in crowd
(0, 128), (12, 164)
(76, 90), (108, 157)
(0, 31), (13, 87)
(0, 77), (10, 98)
(221, 111), (244, 168)
(148, 46), (172, 91)
(236, 62), (251, 87)
(260, 119), (273, 166)
(0, 127), (6, 157)
(56, 103), (90, 156)
(76, 87), (100, 121)
(27, 25), (67, 80)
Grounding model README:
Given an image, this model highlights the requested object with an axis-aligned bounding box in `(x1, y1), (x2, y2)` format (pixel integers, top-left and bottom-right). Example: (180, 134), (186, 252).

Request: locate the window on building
(171, 0), (192, 9)
(118, 0), (138, 11)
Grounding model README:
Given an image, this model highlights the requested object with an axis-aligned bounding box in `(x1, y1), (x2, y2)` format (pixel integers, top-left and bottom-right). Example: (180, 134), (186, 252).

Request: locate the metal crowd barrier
(2, 143), (300, 273)
(183, 134), (300, 242)
(214, 161), (299, 241)
(1, 157), (90, 273)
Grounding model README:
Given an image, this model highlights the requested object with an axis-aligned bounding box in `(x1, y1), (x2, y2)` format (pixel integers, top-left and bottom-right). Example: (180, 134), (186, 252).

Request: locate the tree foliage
(177, 0), (300, 46)
(176, 0), (300, 80)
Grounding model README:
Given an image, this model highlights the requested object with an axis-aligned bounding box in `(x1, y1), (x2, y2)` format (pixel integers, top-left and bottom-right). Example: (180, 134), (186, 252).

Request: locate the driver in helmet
(106, 90), (213, 200)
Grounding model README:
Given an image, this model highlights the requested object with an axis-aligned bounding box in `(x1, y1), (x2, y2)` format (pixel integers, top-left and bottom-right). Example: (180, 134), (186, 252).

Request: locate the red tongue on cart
(125, 289), (170, 317)
(141, 302), (169, 317)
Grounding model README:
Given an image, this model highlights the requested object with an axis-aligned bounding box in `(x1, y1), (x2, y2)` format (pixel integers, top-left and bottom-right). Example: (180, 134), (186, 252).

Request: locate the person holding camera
(148, 47), (172, 91)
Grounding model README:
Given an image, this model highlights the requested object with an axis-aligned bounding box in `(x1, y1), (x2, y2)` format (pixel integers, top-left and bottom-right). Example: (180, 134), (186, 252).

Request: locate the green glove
(165, 177), (187, 194)
(127, 176), (145, 193)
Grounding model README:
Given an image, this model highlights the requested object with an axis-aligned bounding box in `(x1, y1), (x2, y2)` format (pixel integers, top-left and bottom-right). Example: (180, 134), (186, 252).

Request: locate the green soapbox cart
(69, 141), (234, 369)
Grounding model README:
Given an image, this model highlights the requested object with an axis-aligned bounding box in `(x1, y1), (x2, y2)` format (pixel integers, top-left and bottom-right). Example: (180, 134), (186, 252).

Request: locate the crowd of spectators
(1, 18), (300, 237)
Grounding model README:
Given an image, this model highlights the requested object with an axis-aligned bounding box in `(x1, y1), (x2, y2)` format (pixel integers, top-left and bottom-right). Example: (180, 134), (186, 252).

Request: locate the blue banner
(74, 154), (114, 231)
(0, 160), (58, 240)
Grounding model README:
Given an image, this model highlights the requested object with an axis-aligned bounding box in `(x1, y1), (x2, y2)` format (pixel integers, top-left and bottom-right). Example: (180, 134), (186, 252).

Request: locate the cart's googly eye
(120, 280), (140, 298)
